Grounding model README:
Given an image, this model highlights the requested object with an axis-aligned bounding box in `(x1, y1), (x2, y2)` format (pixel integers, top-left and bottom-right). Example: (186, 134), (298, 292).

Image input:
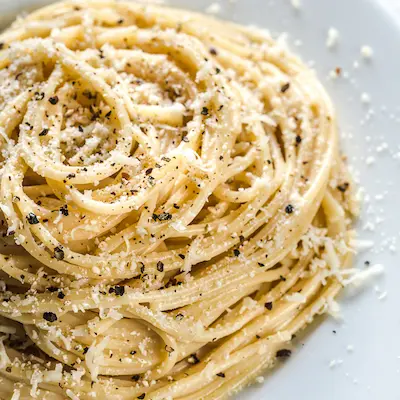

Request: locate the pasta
(0, 1), (359, 399)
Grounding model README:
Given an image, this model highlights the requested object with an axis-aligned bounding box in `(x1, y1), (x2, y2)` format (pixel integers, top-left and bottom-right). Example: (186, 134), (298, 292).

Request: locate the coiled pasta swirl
(0, 2), (357, 399)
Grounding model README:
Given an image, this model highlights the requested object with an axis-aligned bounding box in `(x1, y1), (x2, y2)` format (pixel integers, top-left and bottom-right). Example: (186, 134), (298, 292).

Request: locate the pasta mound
(0, 1), (357, 399)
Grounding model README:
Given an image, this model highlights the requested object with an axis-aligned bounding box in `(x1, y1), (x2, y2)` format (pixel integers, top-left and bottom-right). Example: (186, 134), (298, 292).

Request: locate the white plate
(1, 0), (399, 399)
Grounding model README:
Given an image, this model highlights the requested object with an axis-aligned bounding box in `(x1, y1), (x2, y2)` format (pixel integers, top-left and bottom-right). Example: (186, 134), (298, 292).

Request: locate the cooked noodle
(0, 1), (358, 399)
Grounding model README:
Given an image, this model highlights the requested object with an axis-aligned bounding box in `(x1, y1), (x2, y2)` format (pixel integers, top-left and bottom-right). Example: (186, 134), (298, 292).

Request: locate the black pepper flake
(43, 312), (57, 322)
(59, 205), (69, 216)
(276, 349), (292, 358)
(209, 47), (218, 56)
(188, 353), (200, 364)
(83, 347), (89, 354)
(182, 136), (189, 142)
(165, 345), (174, 353)
(285, 204), (294, 214)
(156, 261), (164, 272)
(265, 302), (273, 310)
(48, 96), (59, 105)
(34, 92), (45, 101)
(83, 90), (95, 99)
(216, 372), (225, 378)
(109, 285), (125, 296)
(216, 67), (221, 74)
(47, 286), (58, 293)
(258, 262), (265, 267)
(337, 182), (349, 192)
(178, 254), (185, 260)
(54, 247), (65, 261)
(137, 394), (145, 400)
(105, 110), (112, 118)
(78, 125), (84, 132)
(91, 109), (101, 121)
(145, 168), (153, 175)
(130, 350), (137, 355)
(39, 128), (49, 136)
(201, 107), (209, 116)
(26, 212), (39, 225)
(175, 313), (184, 321)
(281, 83), (290, 93)
(132, 374), (140, 381)
(57, 291), (65, 299)
(295, 135), (302, 144)
(233, 249), (240, 257)
(161, 157), (171, 162)
(364, 261), (370, 266)
(280, 275), (286, 282)
(157, 212), (172, 221)
(5, 366), (11, 373)
(173, 204), (180, 209)
(66, 173), (76, 180)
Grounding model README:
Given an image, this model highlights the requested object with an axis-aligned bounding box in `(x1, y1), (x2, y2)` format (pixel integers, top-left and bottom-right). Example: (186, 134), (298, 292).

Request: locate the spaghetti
(0, 1), (358, 399)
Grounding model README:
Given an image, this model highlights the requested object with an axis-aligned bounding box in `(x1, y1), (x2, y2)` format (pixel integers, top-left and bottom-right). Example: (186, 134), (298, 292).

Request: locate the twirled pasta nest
(0, 1), (357, 399)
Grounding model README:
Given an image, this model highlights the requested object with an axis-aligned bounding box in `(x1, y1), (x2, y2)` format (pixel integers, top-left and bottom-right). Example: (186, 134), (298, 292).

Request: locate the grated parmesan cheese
(30, 369), (43, 398)
(360, 45), (373, 59)
(85, 337), (110, 382)
(349, 238), (374, 251)
(43, 363), (63, 382)
(205, 2), (221, 14)
(285, 292), (306, 303)
(346, 345), (354, 353)
(361, 92), (371, 104)
(329, 358), (343, 369)
(290, 0), (301, 9)
(326, 28), (339, 48)
(344, 264), (384, 288)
